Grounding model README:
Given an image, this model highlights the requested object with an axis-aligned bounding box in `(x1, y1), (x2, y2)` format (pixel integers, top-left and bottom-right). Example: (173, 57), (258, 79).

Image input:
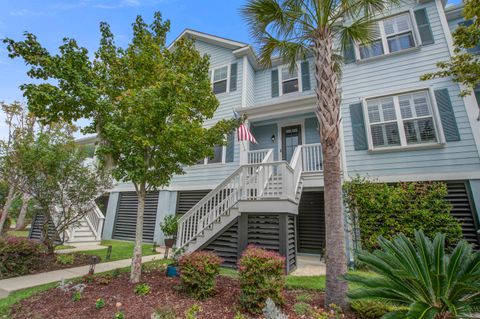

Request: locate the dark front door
(282, 125), (302, 162)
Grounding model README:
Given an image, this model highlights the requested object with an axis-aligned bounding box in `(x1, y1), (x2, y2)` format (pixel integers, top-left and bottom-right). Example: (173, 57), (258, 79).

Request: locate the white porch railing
(301, 143), (323, 172)
(248, 149), (273, 164)
(85, 202), (105, 240)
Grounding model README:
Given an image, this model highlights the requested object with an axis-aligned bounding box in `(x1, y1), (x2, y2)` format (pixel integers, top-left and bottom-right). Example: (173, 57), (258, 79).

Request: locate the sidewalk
(0, 254), (164, 298)
(56, 243), (107, 254)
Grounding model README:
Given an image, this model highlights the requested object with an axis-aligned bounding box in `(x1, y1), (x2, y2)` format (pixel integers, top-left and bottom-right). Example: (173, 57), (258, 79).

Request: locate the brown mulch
(1, 253), (98, 280)
(11, 269), (358, 319)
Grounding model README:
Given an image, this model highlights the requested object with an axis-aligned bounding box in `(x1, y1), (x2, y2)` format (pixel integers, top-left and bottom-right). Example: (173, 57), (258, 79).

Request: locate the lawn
(81, 240), (157, 262)
(6, 230), (29, 238)
(0, 282), (56, 317)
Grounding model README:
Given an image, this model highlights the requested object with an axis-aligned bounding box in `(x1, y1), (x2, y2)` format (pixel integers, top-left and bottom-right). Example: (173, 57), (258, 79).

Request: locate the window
(281, 66), (299, 94)
(207, 145), (223, 164)
(358, 13), (416, 60)
(212, 66), (228, 94)
(366, 90), (438, 149)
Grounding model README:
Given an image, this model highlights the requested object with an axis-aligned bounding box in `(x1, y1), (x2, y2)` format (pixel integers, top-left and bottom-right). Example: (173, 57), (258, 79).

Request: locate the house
(54, 0), (480, 271)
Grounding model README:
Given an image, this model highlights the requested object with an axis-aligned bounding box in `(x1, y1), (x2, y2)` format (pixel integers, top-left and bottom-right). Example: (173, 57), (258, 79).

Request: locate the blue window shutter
(230, 63), (238, 92)
(435, 88), (460, 142)
(344, 39), (356, 64)
(226, 132), (235, 162)
(271, 69), (279, 97)
(301, 61), (311, 91)
(414, 8), (434, 45)
(459, 20), (480, 53)
(349, 103), (368, 150)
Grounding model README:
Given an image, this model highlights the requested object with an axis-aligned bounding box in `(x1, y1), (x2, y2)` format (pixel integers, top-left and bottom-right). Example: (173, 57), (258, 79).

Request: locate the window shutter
(414, 8), (434, 45)
(230, 63), (238, 92)
(301, 61), (311, 91)
(344, 39), (356, 64)
(434, 88), (460, 142)
(271, 69), (279, 97)
(349, 103), (368, 150)
(226, 132), (235, 162)
(459, 20), (480, 53)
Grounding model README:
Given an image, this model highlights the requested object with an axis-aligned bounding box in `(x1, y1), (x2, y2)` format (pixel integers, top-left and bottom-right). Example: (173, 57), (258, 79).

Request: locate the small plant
(179, 251), (222, 299)
(296, 293), (312, 303)
(96, 274), (113, 285)
(71, 291), (82, 302)
(233, 311), (247, 319)
(294, 302), (312, 316)
(184, 304), (201, 319)
(112, 268), (121, 278)
(350, 300), (399, 319)
(134, 283), (151, 295)
(159, 215), (178, 238)
(346, 231), (480, 318)
(238, 245), (285, 313)
(151, 305), (176, 319)
(83, 273), (96, 283)
(95, 298), (106, 309)
(114, 311), (125, 319)
(56, 253), (75, 265)
(312, 304), (344, 319)
(262, 298), (288, 319)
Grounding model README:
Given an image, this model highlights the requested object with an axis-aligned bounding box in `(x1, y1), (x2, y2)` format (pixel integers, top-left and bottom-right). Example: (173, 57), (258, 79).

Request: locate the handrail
(248, 149), (273, 164)
(301, 143), (323, 172)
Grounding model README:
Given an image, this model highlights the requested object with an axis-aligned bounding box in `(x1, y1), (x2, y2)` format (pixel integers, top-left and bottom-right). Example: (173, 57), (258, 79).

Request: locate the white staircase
(65, 202), (105, 244)
(177, 144), (323, 253)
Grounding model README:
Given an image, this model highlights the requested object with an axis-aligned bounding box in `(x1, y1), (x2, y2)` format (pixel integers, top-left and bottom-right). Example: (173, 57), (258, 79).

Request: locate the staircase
(177, 143), (322, 253)
(66, 203), (105, 243)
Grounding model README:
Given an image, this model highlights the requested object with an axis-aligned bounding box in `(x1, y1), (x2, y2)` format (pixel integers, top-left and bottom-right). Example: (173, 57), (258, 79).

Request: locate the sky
(0, 0), (463, 139)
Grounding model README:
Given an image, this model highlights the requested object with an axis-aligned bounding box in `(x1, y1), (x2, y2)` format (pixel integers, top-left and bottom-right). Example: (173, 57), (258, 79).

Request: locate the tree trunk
(313, 32), (348, 308)
(0, 187), (16, 234)
(130, 183), (146, 283)
(15, 193), (30, 230)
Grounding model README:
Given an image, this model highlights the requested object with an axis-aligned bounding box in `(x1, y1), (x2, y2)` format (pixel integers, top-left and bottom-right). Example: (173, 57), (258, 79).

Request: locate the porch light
(89, 256), (99, 275)
(271, 134), (276, 143)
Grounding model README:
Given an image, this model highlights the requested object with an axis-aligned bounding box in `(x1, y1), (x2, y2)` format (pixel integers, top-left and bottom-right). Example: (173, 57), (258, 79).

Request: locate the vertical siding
(341, 0), (480, 177)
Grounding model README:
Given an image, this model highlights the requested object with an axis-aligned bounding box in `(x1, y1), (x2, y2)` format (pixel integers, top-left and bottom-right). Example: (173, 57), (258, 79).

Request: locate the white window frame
(278, 63), (303, 96)
(196, 135), (228, 165)
(210, 64), (230, 95)
(354, 11), (419, 61)
(363, 88), (445, 151)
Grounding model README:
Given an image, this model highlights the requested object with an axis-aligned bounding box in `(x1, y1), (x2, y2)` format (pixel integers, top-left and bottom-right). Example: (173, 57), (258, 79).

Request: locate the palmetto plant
(241, 0), (398, 306)
(346, 231), (480, 319)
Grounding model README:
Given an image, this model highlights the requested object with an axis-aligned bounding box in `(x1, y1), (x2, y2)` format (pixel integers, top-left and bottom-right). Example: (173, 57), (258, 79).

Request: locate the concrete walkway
(56, 243), (107, 254)
(291, 254), (326, 276)
(0, 254), (164, 298)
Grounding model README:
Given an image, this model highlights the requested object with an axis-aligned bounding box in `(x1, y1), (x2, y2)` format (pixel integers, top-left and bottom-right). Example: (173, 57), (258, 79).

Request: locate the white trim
(241, 56), (248, 108)
(435, 0), (480, 159)
(277, 121), (306, 161)
(211, 64), (230, 95)
(168, 29), (247, 51)
(278, 63), (302, 97)
(355, 171), (480, 183)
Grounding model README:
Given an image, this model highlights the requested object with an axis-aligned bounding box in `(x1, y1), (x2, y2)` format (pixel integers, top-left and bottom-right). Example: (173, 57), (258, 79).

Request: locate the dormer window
(281, 66), (299, 94)
(212, 66), (228, 94)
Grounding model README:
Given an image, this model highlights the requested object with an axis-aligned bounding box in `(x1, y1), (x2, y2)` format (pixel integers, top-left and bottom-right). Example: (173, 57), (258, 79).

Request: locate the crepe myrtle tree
(14, 125), (111, 254)
(4, 12), (238, 282)
(241, 0), (399, 307)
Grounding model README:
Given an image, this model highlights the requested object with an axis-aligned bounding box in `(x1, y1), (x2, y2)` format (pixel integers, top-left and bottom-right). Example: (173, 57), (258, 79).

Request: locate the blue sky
(0, 0), (462, 138)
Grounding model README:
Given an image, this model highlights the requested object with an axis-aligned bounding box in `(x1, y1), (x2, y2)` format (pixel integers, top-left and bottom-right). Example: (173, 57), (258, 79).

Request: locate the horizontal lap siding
(341, 1), (480, 177)
(112, 191), (159, 242)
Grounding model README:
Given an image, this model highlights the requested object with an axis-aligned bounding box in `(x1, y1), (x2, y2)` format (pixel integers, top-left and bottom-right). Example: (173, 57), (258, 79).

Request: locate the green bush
(179, 251), (222, 299)
(95, 298), (106, 309)
(71, 291), (81, 302)
(350, 300), (399, 319)
(134, 283), (151, 295)
(1, 216), (12, 233)
(0, 237), (44, 278)
(238, 245), (285, 313)
(159, 214), (178, 238)
(343, 177), (463, 252)
(346, 231), (480, 318)
(56, 253), (75, 265)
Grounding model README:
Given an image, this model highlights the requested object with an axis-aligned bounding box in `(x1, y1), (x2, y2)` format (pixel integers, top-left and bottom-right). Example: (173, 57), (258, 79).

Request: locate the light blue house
(97, 0), (480, 271)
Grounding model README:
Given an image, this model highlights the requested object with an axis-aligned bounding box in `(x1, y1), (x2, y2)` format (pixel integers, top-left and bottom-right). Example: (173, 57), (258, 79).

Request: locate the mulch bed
(11, 269), (358, 319)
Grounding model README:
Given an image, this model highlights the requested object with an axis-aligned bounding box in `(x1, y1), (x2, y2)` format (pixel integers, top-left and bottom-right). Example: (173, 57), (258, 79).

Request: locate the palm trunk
(15, 193), (30, 230)
(313, 33), (348, 308)
(0, 187), (16, 234)
(130, 183), (146, 283)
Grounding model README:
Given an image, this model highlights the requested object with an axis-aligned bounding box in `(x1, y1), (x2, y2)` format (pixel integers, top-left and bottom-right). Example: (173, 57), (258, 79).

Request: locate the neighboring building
(96, 0), (480, 271)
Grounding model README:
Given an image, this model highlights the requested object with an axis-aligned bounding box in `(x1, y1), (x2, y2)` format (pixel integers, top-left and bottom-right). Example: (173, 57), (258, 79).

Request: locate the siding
(341, 0), (480, 177)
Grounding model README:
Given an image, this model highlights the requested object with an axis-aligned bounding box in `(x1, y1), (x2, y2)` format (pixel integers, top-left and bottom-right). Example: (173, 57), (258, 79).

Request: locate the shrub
(0, 237), (44, 278)
(343, 177), (463, 252)
(134, 283), (151, 295)
(346, 231), (480, 318)
(238, 245), (285, 313)
(159, 214), (178, 238)
(95, 274), (113, 285)
(1, 216), (12, 233)
(56, 253), (75, 265)
(263, 298), (288, 319)
(179, 251), (222, 299)
(71, 291), (81, 302)
(151, 305), (176, 319)
(184, 304), (201, 319)
(95, 298), (106, 309)
(350, 300), (398, 319)
(114, 311), (125, 319)
(294, 302), (312, 316)
(82, 274), (96, 283)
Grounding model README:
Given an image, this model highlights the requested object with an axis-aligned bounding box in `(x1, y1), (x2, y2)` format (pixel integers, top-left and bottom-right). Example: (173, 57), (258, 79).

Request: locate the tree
(241, 0), (397, 307)
(421, 0), (479, 97)
(4, 12), (237, 282)
(14, 126), (111, 253)
(0, 102), (35, 233)
(14, 193), (31, 230)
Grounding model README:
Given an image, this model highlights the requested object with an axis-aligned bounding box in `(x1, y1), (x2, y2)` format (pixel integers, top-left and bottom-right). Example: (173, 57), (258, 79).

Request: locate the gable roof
(168, 29), (248, 50)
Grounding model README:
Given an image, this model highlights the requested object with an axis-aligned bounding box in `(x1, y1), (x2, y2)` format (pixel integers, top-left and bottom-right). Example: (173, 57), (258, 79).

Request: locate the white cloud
(8, 9), (49, 17)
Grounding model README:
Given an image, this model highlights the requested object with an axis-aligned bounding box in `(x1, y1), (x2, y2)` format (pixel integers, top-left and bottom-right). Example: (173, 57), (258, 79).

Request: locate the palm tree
(241, 0), (398, 307)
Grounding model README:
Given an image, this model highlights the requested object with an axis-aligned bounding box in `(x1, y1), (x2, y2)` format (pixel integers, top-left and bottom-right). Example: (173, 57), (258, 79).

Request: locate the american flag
(237, 123), (257, 144)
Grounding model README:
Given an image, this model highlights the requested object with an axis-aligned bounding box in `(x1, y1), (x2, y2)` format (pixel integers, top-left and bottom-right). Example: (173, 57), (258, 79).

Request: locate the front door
(282, 125), (302, 162)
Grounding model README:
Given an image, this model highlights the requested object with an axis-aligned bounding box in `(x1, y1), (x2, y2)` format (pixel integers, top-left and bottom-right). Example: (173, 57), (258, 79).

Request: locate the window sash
(279, 65), (301, 95)
(211, 65), (229, 94)
(365, 91), (439, 149)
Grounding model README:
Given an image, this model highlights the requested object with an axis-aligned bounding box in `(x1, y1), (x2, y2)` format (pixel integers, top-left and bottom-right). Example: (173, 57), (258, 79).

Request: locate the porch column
(239, 119), (250, 165)
(469, 180), (480, 224)
(153, 190), (178, 246)
(102, 192), (119, 240)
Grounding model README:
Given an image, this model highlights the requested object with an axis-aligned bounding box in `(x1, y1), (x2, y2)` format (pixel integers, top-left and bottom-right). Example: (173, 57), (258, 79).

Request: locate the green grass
(6, 230), (29, 238)
(0, 282), (56, 317)
(286, 275), (326, 291)
(55, 245), (75, 250)
(81, 240), (156, 262)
